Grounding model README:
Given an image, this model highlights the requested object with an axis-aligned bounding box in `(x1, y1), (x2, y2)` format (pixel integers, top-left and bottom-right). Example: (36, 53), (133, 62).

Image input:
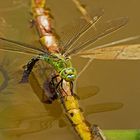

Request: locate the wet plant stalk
(31, 0), (105, 140)
(72, 0), (93, 22)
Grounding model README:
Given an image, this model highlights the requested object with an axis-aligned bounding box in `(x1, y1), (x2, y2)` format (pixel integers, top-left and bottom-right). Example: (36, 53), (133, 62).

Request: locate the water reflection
(85, 102), (123, 115)
(76, 85), (99, 99)
(0, 53), (53, 136)
(0, 17), (18, 37)
(0, 0), (27, 12)
(0, 1), (133, 139)
(0, 53), (123, 139)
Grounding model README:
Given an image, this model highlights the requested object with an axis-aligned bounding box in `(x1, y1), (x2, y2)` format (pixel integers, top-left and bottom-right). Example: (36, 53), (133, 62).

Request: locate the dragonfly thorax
(43, 53), (77, 82)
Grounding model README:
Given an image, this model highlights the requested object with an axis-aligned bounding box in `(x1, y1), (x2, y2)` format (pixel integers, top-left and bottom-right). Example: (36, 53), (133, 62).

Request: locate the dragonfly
(0, 5), (139, 139)
(0, 8), (129, 97)
(0, 53), (124, 136)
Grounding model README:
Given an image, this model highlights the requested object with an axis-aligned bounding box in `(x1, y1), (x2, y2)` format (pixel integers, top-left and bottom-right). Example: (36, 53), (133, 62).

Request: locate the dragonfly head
(60, 67), (77, 82)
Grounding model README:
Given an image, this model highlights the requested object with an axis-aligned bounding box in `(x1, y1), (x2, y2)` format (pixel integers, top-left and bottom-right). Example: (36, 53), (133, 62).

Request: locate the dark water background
(0, 0), (140, 140)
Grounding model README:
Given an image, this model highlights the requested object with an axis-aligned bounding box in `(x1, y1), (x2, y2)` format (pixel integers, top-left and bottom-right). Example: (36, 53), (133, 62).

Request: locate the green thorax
(43, 53), (71, 71)
(42, 53), (77, 81)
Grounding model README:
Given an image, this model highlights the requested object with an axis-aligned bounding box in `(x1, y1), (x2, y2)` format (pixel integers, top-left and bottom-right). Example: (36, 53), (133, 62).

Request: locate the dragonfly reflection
(0, 53), (123, 137)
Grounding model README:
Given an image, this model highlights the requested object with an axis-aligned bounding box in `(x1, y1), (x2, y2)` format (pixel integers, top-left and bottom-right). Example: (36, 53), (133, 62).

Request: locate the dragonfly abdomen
(61, 95), (93, 140)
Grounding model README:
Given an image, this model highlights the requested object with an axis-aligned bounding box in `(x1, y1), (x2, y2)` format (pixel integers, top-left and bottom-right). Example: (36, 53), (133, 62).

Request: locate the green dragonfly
(0, 4), (139, 139)
(0, 8), (128, 92)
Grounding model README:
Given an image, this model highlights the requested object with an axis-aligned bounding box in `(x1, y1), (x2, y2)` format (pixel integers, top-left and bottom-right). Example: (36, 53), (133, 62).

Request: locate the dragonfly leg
(70, 82), (80, 99)
(51, 75), (59, 85)
(70, 81), (74, 94)
(20, 56), (40, 83)
(52, 78), (68, 97)
(60, 79), (69, 96)
(55, 79), (63, 94)
(50, 74), (59, 90)
(49, 77), (59, 100)
(50, 76), (74, 97)
(47, 75), (60, 98)
(41, 77), (59, 104)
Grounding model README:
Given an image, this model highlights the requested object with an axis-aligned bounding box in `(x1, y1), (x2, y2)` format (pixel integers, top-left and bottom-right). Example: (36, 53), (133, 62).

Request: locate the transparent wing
(0, 37), (45, 55)
(84, 102), (123, 115)
(58, 8), (104, 54)
(65, 17), (128, 56)
(76, 36), (140, 78)
(79, 44), (140, 60)
(0, 52), (56, 136)
(76, 85), (99, 100)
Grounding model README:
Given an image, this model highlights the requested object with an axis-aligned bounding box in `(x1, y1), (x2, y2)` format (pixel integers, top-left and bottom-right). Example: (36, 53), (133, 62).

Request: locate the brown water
(0, 0), (140, 140)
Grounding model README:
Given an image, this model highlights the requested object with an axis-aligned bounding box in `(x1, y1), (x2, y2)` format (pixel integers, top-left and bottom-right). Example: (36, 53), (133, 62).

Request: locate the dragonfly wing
(0, 52), (56, 136)
(76, 36), (140, 78)
(76, 85), (99, 100)
(78, 44), (140, 60)
(57, 8), (104, 54)
(0, 37), (45, 55)
(84, 102), (123, 115)
(58, 118), (67, 128)
(65, 17), (128, 56)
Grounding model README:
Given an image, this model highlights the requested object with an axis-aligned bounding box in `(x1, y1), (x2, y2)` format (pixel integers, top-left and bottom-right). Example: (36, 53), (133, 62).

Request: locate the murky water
(0, 0), (140, 140)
